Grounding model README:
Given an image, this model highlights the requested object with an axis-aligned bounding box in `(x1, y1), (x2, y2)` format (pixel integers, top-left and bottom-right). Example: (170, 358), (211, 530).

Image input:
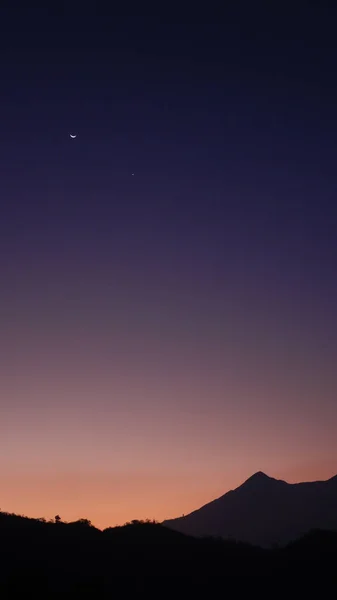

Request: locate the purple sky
(1, 7), (337, 527)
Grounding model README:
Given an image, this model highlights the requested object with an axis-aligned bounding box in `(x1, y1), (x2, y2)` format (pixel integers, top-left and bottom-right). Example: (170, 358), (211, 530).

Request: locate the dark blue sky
(1, 9), (337, 251)
(1, 5), (337, 526)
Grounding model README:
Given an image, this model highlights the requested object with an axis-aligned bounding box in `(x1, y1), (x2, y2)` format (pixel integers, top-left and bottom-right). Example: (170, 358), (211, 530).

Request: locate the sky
(1, 5), (337, 528)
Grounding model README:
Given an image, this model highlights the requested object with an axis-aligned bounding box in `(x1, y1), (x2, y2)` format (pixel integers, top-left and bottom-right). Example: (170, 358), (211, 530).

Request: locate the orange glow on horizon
(1, 463), (337, 530)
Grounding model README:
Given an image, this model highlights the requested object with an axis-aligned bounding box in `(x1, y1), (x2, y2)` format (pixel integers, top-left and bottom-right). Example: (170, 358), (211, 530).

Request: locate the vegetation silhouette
(0, 509), (337, 591)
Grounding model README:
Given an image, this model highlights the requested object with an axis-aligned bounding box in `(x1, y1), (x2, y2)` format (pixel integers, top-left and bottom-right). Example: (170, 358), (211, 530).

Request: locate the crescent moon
(70, 134), (77, 139)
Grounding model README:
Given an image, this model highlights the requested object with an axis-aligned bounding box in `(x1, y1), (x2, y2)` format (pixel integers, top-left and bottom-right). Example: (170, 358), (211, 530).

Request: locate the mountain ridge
(162, 471), (337, 547)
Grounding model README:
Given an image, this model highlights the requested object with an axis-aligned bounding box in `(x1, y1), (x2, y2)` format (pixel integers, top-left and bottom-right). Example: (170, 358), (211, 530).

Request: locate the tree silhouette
(54, 515), (61, 524)
(76, 518), (92, 527)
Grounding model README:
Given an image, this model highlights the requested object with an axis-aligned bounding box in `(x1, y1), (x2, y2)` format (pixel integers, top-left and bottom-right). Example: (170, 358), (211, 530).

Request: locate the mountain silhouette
(162, 471), (337, 547)
(1, 505), (337, 587)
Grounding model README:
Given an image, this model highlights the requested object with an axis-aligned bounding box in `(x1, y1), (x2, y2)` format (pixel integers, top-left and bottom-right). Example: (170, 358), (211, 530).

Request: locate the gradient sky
(1, 6), (337, 528)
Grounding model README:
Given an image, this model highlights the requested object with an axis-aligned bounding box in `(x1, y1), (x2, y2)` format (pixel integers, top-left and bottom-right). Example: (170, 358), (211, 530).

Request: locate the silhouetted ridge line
(163, 471), (337, 547)
(1, 508), (337, 585)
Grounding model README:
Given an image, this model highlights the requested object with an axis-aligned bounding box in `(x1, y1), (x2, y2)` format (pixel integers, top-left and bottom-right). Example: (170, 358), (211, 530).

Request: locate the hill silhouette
(0, 508), (337, 590)
(163, 471), (337, 547)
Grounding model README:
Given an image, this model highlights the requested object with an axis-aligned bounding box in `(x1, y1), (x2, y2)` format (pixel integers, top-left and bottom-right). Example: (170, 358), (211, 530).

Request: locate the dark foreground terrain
(0, 511), (337, 593)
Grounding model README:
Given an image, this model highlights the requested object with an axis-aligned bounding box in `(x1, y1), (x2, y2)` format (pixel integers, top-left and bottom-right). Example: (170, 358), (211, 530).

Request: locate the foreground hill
(0, 509), (337, 590)
(163, 471), (337, 547)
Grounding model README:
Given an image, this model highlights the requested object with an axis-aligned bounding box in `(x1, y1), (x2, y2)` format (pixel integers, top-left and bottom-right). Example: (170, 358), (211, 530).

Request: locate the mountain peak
(163, 472), (337, 547)
(238, 471), (282, 491)
(252, 471), (269, 478)
(244, 471), (272, 483)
